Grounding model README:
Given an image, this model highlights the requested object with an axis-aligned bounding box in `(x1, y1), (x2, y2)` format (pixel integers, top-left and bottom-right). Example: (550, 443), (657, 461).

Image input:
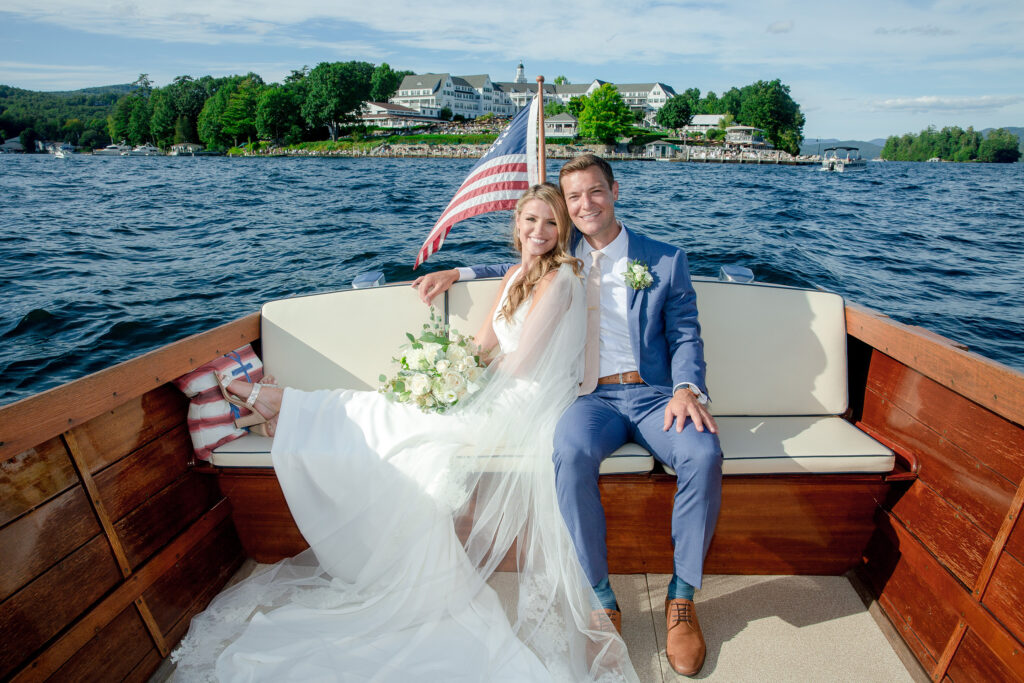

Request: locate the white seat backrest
(262, 284), (432, 391)
(448, 279), (505, 341)
(694, 281), (848, 415)
(261, 278), (848, 416)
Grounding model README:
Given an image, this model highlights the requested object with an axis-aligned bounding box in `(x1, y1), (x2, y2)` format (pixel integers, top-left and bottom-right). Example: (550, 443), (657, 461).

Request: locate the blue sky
(1, 0), (1021, 140)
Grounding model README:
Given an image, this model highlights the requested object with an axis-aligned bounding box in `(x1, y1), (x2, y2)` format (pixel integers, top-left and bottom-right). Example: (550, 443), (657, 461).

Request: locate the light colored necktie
(580, 250), (604, 395)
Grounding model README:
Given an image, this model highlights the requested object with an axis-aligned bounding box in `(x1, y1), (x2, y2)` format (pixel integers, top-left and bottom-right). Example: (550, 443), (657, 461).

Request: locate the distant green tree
(108, 95), (134, 142)
(173, 115), (196, 144)
(61, 117), (84, 144)
(19, 127), (39, 152)
(656, 95), (693, 132)
(706, 128), (725, 141)
(126, 96), (152, 145)
(197, 87), (232, 149)
(149, 89), (178, 148)
(577, 84), (633, 143)
(439, 106), (453, 121)
(566, 97), (586, 118)
(554, 75), (569, 85)
(370, 63), (412, 102)
(79, 129), (104, 150)
(131, 73), (153, 99)
(256, 86), (303, 143)
(221, 77), (262, 145)
(302, 61), (374, 140)
(979, 128), (1022, 163)
(545, 100), (568, 116)
(736, 79), (804, 155)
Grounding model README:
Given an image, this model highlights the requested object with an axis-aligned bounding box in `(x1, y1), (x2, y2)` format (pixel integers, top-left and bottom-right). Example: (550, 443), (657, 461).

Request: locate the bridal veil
(171, 264), (639, 682)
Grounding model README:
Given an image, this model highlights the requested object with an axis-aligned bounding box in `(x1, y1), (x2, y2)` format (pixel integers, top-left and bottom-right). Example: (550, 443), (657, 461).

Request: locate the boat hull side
(0, 315), (259, 682)
(847, 303), (1024, 682)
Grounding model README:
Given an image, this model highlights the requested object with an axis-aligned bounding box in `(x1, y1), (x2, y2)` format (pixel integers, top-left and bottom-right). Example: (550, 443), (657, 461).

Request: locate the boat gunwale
(0, 312), (260, 461)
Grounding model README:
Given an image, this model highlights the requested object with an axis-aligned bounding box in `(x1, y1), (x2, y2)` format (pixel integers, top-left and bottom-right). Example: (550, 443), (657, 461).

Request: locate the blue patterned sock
(591, 576), (619, 611)
(667, 575), (695, 602)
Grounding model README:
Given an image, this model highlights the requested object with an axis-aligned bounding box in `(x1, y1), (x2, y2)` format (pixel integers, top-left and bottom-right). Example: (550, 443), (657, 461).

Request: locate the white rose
(443, 371), (466, 393)
(409, 373), (430, 396)
(405, 347), (427, 370)
(447, 344), (468, 362)
(466, 366), (483, 382)
(421, 342), (442, 360)
(438, 389), (459, 404)
(435, 359), (451, 374)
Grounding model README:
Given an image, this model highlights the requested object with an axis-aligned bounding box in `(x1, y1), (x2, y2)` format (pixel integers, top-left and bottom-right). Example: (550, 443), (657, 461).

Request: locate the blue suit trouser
(552, 383), (723, 589)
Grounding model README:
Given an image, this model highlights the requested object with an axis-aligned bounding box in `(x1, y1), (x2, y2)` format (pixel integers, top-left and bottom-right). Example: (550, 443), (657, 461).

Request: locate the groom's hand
(412, 269), (460, 305)
(663, 389), (718, 434)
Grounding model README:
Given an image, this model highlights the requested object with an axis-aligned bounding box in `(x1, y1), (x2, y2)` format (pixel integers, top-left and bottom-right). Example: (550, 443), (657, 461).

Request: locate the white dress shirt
(576, 225), (636, 378)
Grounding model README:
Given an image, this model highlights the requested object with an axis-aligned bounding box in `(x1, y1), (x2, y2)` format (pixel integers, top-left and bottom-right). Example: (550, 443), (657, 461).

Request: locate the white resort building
(683, 114), (727, 136)
(725, 125), (769, 147)
(387, 64), (677, 123)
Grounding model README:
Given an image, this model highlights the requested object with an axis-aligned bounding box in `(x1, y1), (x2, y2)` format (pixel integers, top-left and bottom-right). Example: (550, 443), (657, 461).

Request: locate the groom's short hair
(559, 154), (615, 191)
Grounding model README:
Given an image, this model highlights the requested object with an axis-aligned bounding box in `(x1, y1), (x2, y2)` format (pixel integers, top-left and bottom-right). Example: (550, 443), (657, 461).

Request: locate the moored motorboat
(123, 143), (162, 156)
(821, 146), (867, 172)
(92, 141), (132, 156)
(1, 266), (1021, 681)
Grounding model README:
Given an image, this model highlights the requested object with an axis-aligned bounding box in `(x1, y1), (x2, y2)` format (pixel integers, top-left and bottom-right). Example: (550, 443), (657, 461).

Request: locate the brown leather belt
(597, 371), (644, 385)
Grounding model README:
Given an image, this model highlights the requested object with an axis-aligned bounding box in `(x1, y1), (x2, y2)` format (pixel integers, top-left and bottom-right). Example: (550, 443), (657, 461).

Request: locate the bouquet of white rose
(378, 308), (486, 413)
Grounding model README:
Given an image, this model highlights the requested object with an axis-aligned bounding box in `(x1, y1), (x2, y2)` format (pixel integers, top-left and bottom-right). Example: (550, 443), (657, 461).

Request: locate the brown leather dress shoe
(665, 598), (706, 676)
(589, 608), (622, 634)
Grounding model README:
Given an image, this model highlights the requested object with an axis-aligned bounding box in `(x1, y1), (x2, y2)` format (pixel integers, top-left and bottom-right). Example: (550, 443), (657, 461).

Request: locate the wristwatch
(677, 383), (709, 406)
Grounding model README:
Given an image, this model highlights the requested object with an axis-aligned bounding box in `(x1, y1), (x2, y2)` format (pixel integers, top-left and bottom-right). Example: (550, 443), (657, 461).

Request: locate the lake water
(1, 154), (1022, 405)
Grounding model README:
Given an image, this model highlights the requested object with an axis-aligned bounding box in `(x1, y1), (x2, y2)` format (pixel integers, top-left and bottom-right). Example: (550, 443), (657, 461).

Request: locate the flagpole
(536, 75), (546, 183)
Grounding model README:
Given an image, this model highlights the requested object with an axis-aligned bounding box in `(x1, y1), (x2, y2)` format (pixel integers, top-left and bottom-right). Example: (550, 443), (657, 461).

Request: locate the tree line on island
(880, 125), (1021, 163)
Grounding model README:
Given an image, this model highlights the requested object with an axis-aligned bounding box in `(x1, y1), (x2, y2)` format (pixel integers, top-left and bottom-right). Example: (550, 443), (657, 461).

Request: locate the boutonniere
(623, 260), (653, 289)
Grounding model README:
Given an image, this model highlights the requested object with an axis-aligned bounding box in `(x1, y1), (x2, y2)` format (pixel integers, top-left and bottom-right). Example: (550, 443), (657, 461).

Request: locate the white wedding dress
(171, 264), (638, 682)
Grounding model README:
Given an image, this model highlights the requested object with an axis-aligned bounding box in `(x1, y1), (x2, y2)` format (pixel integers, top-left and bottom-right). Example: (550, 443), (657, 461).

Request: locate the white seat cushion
(662, 416), (894, 476)
(211, 434), (655, 474)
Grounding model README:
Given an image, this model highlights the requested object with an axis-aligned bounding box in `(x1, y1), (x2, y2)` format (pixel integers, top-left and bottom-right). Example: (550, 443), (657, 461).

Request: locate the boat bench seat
(211, 277), (893, 476)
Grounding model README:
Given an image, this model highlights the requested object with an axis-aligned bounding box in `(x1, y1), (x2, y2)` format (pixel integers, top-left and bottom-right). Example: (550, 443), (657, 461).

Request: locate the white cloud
(873, 95), (1023, 112)
(767, 21), (794, 34)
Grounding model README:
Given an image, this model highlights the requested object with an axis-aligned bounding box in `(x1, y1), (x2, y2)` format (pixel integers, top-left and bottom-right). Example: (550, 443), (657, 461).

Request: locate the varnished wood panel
(0, 535), (121, 680)
(217, 470), (309, 562)
(93, 423), (191, 522)
(0, 485), (100, 600)
(946, 630), (1020, 683)
(143, 517), (243, 634)
(69, 383), (189, 475)
(114, 472), (222, 568)
(865, 351), (1024, 487)
(863, 511), (960, 663)
(862, 356), (1017, 536)
(845, 302), (1024, 427)
(48, 606), (156, 683)
(705, 475), (885, 575)
(983, 552), (1024, 644)
(0, 312), (259, 461)
(163, 544), (246, 649)
(215, 467), (889, 575)
(1006, 519), (1024, 564)
(123, 650), (163, 683)
(887, 478), (989, 587)
(0, 438), (77, 526)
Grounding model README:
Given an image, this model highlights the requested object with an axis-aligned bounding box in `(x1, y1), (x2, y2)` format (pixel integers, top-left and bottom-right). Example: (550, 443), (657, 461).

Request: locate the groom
(414, 154), (722, 677)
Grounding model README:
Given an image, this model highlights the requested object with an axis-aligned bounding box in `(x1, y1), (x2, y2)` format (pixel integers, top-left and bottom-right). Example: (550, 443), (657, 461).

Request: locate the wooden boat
(1, 271), (1022, 682)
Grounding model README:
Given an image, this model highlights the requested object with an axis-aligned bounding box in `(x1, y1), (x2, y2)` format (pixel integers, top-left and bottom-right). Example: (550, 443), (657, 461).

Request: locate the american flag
(413, 96), (541, 269)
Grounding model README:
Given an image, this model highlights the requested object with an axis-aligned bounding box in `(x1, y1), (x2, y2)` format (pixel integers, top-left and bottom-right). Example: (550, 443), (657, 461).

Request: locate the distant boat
(927, 157), (941, 163)
(93, 142), (132, 156)
(52, 144), (73, 159)
(821, 146), (866, 172)
(123, 143), (162, 156)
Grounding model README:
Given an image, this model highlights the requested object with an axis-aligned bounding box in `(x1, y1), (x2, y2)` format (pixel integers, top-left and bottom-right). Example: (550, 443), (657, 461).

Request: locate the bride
(171, 184), (639, 682)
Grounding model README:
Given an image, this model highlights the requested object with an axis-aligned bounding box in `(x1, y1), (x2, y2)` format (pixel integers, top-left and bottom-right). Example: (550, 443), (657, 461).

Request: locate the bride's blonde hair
(499, 183), (583, 321)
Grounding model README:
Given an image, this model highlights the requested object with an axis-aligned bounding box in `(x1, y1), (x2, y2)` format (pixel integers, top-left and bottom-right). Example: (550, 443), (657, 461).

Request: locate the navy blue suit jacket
(470, 225), (708, 397)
